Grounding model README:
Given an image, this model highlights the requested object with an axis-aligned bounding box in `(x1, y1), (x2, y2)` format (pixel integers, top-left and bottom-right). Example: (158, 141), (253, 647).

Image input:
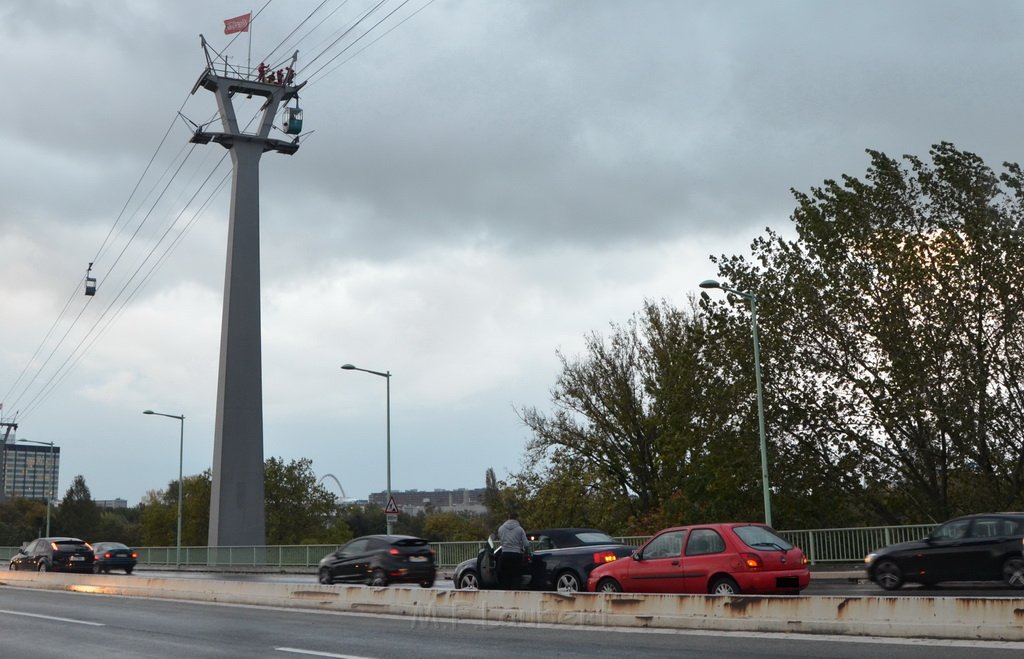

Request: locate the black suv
(317, 534), (435, 587)
(865, 513), (1024, 590)
(9, 537), (96, 573)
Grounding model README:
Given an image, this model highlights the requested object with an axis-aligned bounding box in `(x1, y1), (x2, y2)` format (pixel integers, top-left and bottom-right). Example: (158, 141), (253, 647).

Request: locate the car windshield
(732, 525), (793, 551)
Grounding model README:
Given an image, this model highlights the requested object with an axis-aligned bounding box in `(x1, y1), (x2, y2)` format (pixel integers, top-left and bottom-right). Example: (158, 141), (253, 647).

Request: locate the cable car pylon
(189, 35), (306, 548)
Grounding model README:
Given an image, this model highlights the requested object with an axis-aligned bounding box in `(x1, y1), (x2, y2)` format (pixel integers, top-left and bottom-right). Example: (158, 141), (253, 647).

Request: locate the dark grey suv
(865, 513), (1024, 590)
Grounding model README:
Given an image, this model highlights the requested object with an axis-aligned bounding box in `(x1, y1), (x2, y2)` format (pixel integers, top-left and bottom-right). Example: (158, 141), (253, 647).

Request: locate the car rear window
(53, 541), (87, 550)
(732, 525), (793, 551)
(392, 538), (428, 547)
(573, 532), (617, 545)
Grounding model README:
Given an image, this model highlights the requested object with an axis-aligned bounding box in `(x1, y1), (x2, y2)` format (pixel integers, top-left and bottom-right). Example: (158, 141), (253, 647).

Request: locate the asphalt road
(2, 585), (1023, 658)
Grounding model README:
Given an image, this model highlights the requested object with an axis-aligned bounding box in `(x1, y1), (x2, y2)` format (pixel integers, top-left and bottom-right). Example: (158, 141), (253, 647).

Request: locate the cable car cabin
(284, 107), (303, 135)
(85, 276), (96, 296)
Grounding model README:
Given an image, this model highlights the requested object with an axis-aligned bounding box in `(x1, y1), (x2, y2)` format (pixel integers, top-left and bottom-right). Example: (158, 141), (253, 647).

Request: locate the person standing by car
(497, 512), (530, 589)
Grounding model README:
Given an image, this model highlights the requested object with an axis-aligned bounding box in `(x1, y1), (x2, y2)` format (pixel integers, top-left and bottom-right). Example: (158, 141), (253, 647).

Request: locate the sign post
(384, 496), (400, 532)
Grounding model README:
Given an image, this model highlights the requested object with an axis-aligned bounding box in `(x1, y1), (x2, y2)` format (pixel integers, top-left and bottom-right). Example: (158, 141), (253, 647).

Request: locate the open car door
(477, 537), (500, 588)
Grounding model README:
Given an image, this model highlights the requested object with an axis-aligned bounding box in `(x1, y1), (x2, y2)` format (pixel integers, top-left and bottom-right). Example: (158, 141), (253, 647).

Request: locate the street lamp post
(699, 279), (772, 527)
(144, 410), (185, 567)
(340, 363), (393, 534)
(17, 439), (55, 536)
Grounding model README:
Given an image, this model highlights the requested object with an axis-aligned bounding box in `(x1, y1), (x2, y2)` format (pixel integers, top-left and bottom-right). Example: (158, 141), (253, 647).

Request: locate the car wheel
(420, 579), (435, 588)
(597, 577), (622, 593)
(1003, 557), (1024, 588)
(555, 570), (582, 593)
(124, 567), (133, 575)
(709, 576), (740, 595)
(92, 563), (101, 574)
(318, 567), (333, 585)
(39, 562), (49, 573)
(457, 571), (479, 590)
(874, 560), (904, 591)
(369, 569), (388, 587)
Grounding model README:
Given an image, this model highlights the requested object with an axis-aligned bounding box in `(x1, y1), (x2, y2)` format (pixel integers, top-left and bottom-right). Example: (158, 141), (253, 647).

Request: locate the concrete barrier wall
(3, 570), (1022, 641)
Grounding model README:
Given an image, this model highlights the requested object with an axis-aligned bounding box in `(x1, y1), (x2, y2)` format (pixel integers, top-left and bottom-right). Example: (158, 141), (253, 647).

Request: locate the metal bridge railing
(0, 523), (937, 569)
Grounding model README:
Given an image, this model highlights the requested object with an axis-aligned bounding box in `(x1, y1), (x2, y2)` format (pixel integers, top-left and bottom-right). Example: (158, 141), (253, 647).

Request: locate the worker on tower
(257, 62), (267, 82)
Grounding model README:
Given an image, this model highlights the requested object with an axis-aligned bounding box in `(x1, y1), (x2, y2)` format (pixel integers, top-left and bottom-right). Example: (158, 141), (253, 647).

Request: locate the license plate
(409, 556), (428, 562)
(70, 556), (84, 561)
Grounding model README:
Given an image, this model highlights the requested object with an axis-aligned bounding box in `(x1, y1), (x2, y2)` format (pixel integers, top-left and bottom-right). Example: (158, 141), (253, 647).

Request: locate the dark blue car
(92, 541), (138, 574)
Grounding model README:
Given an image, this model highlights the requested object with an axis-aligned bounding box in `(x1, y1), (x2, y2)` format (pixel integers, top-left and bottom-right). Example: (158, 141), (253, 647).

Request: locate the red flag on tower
(224, 12), (252, 35)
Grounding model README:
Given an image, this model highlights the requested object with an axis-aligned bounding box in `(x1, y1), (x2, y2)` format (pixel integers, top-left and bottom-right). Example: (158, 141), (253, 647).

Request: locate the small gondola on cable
(85, 263), (96, 296)
(283, 100), (303, 135)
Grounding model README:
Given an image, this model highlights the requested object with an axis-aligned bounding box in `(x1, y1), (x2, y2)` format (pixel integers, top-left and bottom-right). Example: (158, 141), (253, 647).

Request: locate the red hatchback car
(587, 523), (810, 595)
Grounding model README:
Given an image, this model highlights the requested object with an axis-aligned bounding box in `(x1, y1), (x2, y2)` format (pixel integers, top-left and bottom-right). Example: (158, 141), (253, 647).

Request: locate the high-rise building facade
(1, 439), (60, 502)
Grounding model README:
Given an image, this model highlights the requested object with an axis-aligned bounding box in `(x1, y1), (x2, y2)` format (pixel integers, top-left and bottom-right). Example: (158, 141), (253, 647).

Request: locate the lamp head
(143, 410), (154, 415)
(341, 364), (356, 370)
(699, 279), (721, 290)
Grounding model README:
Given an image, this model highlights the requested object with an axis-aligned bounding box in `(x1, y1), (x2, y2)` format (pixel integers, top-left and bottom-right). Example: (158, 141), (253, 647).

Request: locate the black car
(865, 512), (1024, 590)
(8, 537), (96, 573)
(92, 541), (138, 574)
(452, 528), (634, 592)
(318, 534), (435, 587)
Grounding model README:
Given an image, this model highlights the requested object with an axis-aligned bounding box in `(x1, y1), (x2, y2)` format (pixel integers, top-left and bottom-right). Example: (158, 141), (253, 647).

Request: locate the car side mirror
(19, 543), (27, 551)
(631, 550), (640, 561)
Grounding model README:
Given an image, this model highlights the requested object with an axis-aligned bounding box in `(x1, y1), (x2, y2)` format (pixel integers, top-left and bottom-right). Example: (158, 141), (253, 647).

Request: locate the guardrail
(0, 523), (935, 569)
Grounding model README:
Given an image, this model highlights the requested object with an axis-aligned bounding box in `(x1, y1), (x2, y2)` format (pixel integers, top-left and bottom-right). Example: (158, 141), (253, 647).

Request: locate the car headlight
(864, 552), (877, 565)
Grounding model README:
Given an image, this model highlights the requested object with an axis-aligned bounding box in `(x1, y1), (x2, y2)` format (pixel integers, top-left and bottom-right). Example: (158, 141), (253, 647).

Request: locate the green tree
(264, 457), (338, 544)
(0, 498), (48, 544)
(518, 299), (754, 531)
(54, 475), (101, 539)
(420, 511), (490, 541)
(713, 142), (1024, 524)
(138, 489), (176, 545)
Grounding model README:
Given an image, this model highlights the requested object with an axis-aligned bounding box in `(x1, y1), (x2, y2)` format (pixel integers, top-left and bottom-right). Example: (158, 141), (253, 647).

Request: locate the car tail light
(741, 553), (763, 570)
(593, 551), (618, 564)
(104, 552), (113, 559)
(131, 552), (138, 559)
(389, 548), (401, 556)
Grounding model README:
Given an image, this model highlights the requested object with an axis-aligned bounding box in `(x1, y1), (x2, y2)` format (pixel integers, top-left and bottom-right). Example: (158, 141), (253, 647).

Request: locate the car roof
(648, 522), (767, 533)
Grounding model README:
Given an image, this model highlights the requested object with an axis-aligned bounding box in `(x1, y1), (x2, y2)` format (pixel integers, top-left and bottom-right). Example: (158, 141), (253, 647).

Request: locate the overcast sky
(2, 0), (1023, 507)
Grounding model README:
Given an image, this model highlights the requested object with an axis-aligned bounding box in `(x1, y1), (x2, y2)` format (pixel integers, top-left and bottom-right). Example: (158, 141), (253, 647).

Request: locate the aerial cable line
(0, 281), (84, 415)
(26, 169), (233, 419)
(301, 0), (391, 71)
(306, 0), (434, 87)
(90, 97), (193, 271)
(20, 162), (233, 420)
(260, 0), (334, 66)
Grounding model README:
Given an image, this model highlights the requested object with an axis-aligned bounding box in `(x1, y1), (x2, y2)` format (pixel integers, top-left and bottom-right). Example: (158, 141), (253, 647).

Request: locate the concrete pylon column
(209, 140), (267, 546)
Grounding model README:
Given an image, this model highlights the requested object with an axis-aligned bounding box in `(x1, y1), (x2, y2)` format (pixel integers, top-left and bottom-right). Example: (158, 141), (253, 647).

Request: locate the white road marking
(0, 608), (105, 626)
(275, 649), (377, 659)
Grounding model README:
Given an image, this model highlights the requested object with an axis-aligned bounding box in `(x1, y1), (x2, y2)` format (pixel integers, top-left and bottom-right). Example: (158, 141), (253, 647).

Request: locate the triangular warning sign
(384, 496), (400, 514)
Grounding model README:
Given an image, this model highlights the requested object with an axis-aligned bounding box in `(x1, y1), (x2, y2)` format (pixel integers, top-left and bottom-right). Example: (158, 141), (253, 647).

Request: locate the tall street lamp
(144, 410), (185, 567)
(700, 278), (772, 527)
(340, 363), (393, 535)
(17, 439), (55, 536)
